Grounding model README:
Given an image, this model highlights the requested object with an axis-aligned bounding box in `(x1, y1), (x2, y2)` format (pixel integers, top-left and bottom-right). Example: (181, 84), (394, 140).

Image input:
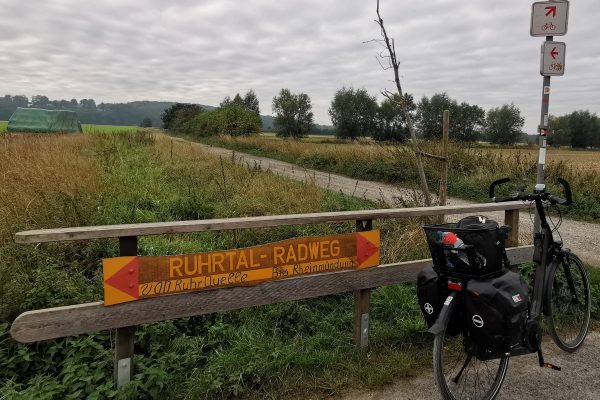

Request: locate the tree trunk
(375, 0), (431, 206)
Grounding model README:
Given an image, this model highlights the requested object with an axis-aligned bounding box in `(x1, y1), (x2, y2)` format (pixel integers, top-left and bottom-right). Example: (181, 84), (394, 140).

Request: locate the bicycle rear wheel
(433, 329), (509, 400)
(546, 251), (591, 352)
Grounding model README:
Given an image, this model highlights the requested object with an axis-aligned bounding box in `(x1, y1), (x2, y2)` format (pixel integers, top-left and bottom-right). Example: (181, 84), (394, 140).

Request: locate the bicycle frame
(529, 197), (556, 320)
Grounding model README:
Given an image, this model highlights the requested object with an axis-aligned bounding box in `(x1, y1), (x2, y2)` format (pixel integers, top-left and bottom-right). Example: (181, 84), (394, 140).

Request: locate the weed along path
(339, 331), (600, 400)
(174, 137), (600, 266)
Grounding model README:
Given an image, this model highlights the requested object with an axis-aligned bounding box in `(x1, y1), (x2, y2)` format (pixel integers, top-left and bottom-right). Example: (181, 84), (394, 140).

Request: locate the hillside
(0, 95), (335, 131)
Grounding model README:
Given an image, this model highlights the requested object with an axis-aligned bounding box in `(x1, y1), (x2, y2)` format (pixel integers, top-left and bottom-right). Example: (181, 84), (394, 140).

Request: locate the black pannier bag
(422, 215), (509, 278)
(417, 267), (461, 336)
(464, 270), (529, 353)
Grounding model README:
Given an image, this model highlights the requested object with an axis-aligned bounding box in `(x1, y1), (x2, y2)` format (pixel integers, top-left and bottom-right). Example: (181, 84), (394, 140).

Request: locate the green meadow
(0, 121), (139, 134)
(82, 124), (141, 133)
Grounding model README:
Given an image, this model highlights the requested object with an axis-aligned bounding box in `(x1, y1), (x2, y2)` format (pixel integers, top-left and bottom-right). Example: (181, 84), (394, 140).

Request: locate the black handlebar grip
(489, 177), (511, 199)
(557, 178), (573, 205)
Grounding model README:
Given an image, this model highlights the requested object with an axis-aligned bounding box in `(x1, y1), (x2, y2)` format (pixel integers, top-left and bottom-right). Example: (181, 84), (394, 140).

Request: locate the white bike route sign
(530, 1), (569, 37)
(541, 41), (566, 76)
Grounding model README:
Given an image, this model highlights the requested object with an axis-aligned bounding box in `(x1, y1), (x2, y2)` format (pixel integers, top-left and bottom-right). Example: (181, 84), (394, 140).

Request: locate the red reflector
(448, 282), (463, 291)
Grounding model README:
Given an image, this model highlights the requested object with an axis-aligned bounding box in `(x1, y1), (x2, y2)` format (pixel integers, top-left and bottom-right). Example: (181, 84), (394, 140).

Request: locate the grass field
(0, 121), (139, 134)
(0, 131), (437, 399)
(81, 124), (140, 133)
(199, 135), (600, 222)
(0, 131), (598, 399)
(485, 147), (600, 172)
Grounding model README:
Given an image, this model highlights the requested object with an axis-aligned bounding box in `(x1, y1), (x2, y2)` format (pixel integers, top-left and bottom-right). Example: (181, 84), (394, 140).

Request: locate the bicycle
(425, 178), (591, 400)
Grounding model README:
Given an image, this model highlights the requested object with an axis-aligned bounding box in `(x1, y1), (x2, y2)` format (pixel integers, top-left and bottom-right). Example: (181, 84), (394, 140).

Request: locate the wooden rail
(11, 201), (529, 387)
(10, 246), (532, 344)
(15, 202), (527, 244)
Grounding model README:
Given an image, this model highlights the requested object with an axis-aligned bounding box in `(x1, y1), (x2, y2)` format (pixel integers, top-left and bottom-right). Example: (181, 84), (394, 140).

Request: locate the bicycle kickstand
(537, 347), (561, 371)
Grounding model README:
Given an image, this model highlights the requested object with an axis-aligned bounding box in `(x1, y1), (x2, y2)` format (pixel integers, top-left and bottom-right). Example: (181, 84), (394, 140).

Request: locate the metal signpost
(530, 0), (569, 232)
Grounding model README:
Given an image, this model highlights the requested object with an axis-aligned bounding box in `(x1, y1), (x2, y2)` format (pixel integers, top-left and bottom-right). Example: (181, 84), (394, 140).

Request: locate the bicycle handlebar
(489, 177), (511, 199)
(557, 178), (573, 205)
(489, 177), (574, 206)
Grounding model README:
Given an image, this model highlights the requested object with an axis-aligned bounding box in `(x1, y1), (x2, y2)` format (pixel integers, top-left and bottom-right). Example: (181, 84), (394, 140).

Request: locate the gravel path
(175, 138), (600, 266)
(339, 331), (600, 400)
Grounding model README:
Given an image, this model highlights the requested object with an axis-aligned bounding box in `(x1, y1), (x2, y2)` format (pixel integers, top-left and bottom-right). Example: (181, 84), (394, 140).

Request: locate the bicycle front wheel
(546, 251), (591, 352)
(433, 329), (509, 400)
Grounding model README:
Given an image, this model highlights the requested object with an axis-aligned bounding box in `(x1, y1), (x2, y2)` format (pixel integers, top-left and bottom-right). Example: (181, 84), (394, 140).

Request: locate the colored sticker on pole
(103, 231), (380, 306)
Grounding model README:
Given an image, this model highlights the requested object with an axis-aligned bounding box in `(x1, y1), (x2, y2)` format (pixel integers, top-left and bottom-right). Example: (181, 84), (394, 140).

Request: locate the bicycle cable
(528, 202), (536, 226)
(548, 203), (565, 243)
(526, 199), (565, 244)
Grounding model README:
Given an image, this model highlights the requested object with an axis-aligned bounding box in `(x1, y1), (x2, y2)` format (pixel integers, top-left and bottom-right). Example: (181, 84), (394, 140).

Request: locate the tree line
(0, 94), (183, 127)
(548, 111), (600, 148)
(166, 88), (531, 145)
(4, 92), (597, 148)
(164, 88), (600, 148)
(327, 90), (530, 145)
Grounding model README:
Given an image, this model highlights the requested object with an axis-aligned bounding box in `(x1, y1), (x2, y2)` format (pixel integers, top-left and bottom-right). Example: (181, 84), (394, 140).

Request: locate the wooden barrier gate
(10, 202), (531, 387)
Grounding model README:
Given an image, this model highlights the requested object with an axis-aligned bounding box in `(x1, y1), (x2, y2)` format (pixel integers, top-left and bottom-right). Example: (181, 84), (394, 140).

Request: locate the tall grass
(0, 133), (102, 241)
(200, 135), (600, 221)
(0, 131), (433, 399)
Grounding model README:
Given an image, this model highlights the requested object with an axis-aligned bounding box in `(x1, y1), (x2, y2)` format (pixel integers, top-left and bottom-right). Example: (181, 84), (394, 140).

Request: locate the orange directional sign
(103, 231), (380, 306)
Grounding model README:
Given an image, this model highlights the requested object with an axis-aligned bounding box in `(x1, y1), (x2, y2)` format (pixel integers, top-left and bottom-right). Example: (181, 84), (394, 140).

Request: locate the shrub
(161, 103), (202, 131)
(186, 106), (260, 137)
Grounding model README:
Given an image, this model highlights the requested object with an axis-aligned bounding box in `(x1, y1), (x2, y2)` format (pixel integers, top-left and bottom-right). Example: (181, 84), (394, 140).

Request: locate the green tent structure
(7, 108), (82, 133)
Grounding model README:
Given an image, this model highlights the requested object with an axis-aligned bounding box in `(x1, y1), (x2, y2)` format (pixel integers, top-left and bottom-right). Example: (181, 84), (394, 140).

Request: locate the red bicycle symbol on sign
(542, 22), (556, 31)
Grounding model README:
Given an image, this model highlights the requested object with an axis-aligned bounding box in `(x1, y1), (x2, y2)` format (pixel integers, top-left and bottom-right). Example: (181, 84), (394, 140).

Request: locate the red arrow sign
(545, 6), (556, 17)
(550, 47), (559, 59)
(356, 232), (380, 267)
(104, 257), (139, 304)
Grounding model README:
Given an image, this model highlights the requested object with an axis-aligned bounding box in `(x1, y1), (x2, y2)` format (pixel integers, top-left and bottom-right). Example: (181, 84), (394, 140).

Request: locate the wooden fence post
(353, 219), (372, 349)
(437, 110), (449, 223)
(114, 236), (137, 387)
(504, 209), (519, 248)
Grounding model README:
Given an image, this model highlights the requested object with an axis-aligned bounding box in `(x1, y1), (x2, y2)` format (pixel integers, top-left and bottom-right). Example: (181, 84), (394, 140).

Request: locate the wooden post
(437, 110), (449, 224)
(353, 219), (372, 349)
(504, 209), (520, 248)
(115, 236), (137, 387)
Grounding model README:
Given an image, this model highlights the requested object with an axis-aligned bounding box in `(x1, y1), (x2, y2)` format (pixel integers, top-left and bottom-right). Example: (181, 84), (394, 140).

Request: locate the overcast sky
(2, 0), (598, 134)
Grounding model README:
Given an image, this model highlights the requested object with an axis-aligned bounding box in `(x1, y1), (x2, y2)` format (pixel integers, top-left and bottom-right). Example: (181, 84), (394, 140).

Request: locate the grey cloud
(1, 0), (598, 133)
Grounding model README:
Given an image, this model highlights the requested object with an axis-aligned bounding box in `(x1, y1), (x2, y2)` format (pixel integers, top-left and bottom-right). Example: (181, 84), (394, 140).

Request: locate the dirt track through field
(175, 138), (600, 266)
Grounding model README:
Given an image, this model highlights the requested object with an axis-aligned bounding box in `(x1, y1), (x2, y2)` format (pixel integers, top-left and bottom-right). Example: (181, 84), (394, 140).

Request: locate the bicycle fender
(428, 292), (458, 335)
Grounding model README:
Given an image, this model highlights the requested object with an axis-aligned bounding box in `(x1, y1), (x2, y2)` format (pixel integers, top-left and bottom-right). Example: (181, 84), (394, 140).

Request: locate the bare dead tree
(371, 0), (432, 206)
